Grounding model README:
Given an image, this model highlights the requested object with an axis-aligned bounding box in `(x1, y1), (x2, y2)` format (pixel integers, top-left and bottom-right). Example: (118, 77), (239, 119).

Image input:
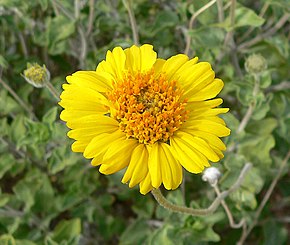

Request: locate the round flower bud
(202, 167), (221, 186)
(245, 54), (267, 75)
(22, 63), (50, 88)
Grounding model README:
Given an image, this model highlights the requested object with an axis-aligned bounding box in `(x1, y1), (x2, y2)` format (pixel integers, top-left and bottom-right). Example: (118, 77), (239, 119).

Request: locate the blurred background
(0, 0), (289, 244)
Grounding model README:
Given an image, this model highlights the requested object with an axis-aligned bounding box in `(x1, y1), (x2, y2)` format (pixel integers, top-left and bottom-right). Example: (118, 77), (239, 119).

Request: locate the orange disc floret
(107, 69), (189, 144)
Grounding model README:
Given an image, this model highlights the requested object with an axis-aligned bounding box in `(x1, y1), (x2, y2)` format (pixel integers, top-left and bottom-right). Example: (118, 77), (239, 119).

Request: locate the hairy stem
(45, 81), (60, 101)
(124, 0), (139, 45)
(152, 163), (252, 216)
(237, 75), (260, 133)
(184, 0), (217, 56)
(213, 184), (245, 228)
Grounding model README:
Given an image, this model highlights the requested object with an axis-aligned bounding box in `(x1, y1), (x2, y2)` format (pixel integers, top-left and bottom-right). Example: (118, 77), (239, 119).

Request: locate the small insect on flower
(59, 44), (230, 194)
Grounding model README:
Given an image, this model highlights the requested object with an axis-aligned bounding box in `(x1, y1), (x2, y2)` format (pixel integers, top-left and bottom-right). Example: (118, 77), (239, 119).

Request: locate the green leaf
(149, 10), (179, 36)
(42, 107), (58, 125)
(38, 0), (48, 10)
(0, 90), (21, 116)
(188, 27), (225, 49)
(120, 219), (152, 245)
(247, 118), (278, 135)
(242, 167), (264, 193)
(239, 134), (275, 166)
(13, 169), (45, 211)
(252, 93), (272, 120)
(0, 234), (15, 245)
(15, 240), (37, 245)
(0, 195), (10, 207)
(0, 55), (8, 69)
(9, 115), (27, 147)
(230, 189), (257, 209)
(148, 224), (175, 245)
(218, 5), (265, 31)
(0, 154), (15, 178)
(51, 218), (81, 243)
(260, 71), (272, 89)
(47, 145), (80, 174)
(46, 15), (76, 55)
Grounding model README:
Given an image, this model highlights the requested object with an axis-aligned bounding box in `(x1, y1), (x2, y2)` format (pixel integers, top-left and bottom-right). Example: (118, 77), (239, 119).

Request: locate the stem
(213, 184), (245, 229)
(238, 151), (290, 245)
(238, 13), (290, 50)
(184, 0), (217, 56)
(77, 26), (87, 69)
(45, 82), (60, 101)
(216, 0), (237, 63)
(0, 78), (37, 120)
(124, 0), (139, 45)
(237, 75), (260, 134)
(86, 0), (95, 36)
(151, 163), (252, 216)
(216, 0), (224, 22)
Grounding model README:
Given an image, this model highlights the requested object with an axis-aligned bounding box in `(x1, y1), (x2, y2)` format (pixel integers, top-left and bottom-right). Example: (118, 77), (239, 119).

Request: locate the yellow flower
(59, 44), (230, 194)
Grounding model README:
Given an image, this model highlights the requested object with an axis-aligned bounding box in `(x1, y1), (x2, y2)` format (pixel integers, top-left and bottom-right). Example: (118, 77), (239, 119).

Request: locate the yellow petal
(175, 131), (220, 162)
(125, 44), (157, 72)
(71, 141), (87, 152)
(171, 57), (200, 84)
(184, 130), (226, 151)
(121, 144), (149, 187)
(139, 172), (153, 195)
(66, 115), (118, 130)
(67, 116), (118, 142)
(162, 54), (189, 81)
(183, 119), (231, 137)
(60, 109), (107, 122)
(186, 78), (224, 102)
(60, 83), (109, 106)
(148, 144), (162, 188)
(140, 44), (157, 71)
(186, 99), (224, 111)
(180, 62), (214, 90)
(153, 58), (166, 75)
(66, 71), (113, 92)
(100, 138), (138, 174)
(83, 131), (124, 159)
(160, 143), (182, 190)
(171, 136), (209, 173)
(188, 108), (229, 120)
(105, 47), (126, 79)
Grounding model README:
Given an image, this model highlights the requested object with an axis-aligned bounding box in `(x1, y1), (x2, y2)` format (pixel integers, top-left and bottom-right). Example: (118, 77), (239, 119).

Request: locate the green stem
(151, 163), (252, 216)
(184, 0), (217, 56)
(45, 82), (60, 101)
(124, 0), (139, 45)
(0, 78), (37, 120)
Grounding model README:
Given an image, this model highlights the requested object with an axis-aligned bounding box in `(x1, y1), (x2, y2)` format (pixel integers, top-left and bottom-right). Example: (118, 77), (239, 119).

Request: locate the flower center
(107, 70), (188, 144)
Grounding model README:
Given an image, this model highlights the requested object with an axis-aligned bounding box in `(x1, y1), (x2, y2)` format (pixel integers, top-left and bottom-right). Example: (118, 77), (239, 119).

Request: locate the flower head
(59, 44), (230, 194)
(22, 63), (50, 88)
(245, 53), (267, 75)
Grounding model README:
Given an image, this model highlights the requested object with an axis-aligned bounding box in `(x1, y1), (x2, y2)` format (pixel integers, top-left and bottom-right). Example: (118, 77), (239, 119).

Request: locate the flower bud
(202, 167), (221, 186)
(22, 63), (50, 88)
(245, 54), (267, 75)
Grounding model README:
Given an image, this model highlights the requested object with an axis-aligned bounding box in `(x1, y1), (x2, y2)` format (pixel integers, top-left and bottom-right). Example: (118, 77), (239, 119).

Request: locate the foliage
(0, 0), (289, 244)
